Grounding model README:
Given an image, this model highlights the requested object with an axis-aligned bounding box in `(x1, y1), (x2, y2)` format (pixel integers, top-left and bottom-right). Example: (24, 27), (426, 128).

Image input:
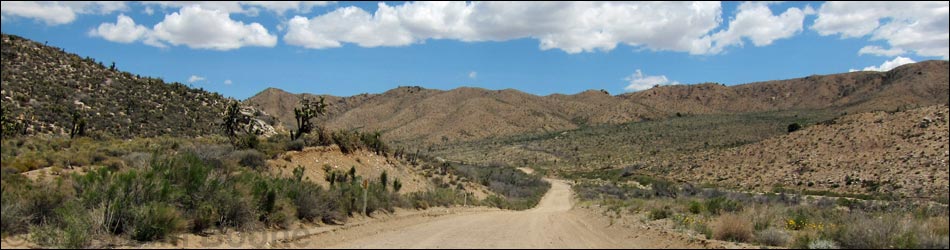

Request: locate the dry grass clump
(713, 213), (754, 243)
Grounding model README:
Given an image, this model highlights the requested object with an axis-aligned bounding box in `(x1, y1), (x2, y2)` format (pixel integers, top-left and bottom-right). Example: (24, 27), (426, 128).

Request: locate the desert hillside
(248, 61), (948, 146)
(622, 61), (949, 115)
(1, 34), (274, 138)
(641, 105), (949, 200)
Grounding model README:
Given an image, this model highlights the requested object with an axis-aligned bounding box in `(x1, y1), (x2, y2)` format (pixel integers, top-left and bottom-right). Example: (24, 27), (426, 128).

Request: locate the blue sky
(1, 1), (947, 100)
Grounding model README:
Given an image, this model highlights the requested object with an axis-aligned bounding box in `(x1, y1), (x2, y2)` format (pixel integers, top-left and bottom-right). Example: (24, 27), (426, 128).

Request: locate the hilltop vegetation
(1, 34), (274, 139)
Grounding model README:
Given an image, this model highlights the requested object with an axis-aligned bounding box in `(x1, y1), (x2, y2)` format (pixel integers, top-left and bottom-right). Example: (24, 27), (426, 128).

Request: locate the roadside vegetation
(567, 169), (950, 249)
(1, 131), (547, 248)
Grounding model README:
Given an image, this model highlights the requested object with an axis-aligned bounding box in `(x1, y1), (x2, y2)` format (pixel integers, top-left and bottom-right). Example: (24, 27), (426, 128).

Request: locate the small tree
(70, 111), (86, 138)
(380, 171), (388, 189)
(222, 102), (241, 139)
(291, 97), (328, 141)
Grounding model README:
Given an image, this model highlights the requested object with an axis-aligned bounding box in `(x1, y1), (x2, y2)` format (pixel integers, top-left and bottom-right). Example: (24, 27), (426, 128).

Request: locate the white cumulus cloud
(850, 56), (917, 72)
(88, 14), (149, 43)
(143, 1), (333, 16)
(707, 2), (813, 54)
(286, 2), (738, 54)
(285, 2), (814, 54)
(89, 5), (278, 50)
(187, 75), (206, 83)
(858, 46), (907, 57)
(623, 69), (679, 92)
(148, 5), (277, 50)
(224, 79), (233, 85)
(812, 2), (949, 59)
(0, 1), (127, 25)
(468, 71), (477, 79)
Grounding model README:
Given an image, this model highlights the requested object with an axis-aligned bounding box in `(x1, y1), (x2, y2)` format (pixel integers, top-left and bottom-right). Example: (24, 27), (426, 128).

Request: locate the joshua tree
(70, 111), (86, 138)
(290, 97), (328, 141)
(222, 102), (241, 139)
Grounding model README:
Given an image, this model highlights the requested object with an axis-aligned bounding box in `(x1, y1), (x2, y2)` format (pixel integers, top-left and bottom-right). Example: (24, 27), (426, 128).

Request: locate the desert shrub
(55, 203), (94, 249)
(300, 128), (332, 147)
(406, 188), (463, 209)
(650, 179), (678, 198)
(8, 152), (50, 172)
(101, 157), (126, 170)
(29, 224), (63, 248)
(261, 197), (295, 229)
(748, 207), (780, 231)
(360, 131), (388, 156)
(831, 213), (901, 249)
(290, 182), (343, 224)
(449, 163), (549, 210)
(688, 200), (703, 214)
(704, 197), (742, 215)
(184, 144), (232, 164)
(130, 202), (185, 242)
(25, 180), (71, 225)
(233, 134), (260, 150)
(188, 202), (217, 234)
(121, 152), (153, 169)
(332, 130), (362, 154)
(231, 150), (266, 170)
(650, 206), (672, 220)
(807, 238), (840, 249)
(788, 123), (802, 133)
(285, 139), (305, 151)
(27, 202), (94, 249)
(756, 228), (790, 247)
(213, 188), (256, 229)
(1, 177), (30, 235)
(714, 214), (753, 243)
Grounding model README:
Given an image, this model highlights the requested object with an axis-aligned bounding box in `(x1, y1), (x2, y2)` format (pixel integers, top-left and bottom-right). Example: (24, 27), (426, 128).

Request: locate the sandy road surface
(285, 179), (640, 249)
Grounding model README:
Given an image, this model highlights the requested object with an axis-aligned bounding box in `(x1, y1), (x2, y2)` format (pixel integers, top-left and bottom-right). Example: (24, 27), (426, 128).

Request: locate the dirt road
(276, 179), (660, 249)
(330, 179), (628, 248)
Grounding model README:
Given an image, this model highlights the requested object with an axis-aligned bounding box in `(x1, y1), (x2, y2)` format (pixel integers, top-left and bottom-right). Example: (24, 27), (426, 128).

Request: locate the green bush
(55, 203), (94, 249)
(231, 150), (266, 170)
(650, 206), (672, 220)
(27, 202), (93, 249)
(285, 140), (305, 152)
(234, 134), (260, 150)
(1, 177), (30, 235)
(332, 130), (362, 154)
(688, 200), (703, 214)
(704, 197), (742, 215)
(290, 182), (343, 224)
(25, 180), (71, 225)
(130, 203), (185, 242)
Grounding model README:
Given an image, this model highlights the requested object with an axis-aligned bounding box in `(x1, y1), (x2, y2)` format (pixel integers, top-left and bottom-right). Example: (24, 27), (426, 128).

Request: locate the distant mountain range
(247, 60), (948, 145)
